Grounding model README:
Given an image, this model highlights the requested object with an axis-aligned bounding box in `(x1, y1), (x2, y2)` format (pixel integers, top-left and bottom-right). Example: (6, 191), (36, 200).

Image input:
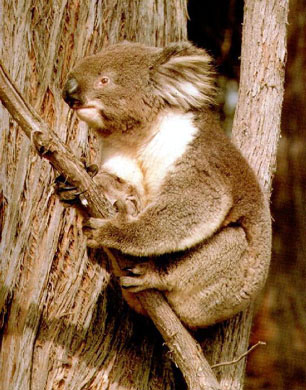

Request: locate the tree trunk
(196, 1), (288, 389)
(0, 2), (186, 389)
(0, 1), (288, 389)
(246, 0), (306, 388)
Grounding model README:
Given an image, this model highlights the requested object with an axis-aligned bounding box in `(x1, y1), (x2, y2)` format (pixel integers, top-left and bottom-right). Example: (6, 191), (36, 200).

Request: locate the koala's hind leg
(165, 226), (257, 328)
(120, 226), (247, 291)
(120, 226), (251, 328)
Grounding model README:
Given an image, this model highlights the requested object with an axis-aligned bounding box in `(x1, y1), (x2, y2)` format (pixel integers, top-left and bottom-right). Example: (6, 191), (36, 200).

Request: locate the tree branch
(0, 61), (220, 390)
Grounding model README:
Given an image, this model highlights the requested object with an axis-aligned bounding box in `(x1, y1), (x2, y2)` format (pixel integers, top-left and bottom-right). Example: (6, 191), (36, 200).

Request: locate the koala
(62, 41), (271, 329)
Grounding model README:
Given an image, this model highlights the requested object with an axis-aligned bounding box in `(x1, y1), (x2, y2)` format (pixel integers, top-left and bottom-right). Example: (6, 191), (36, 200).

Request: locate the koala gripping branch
(0, 61), (220, 390)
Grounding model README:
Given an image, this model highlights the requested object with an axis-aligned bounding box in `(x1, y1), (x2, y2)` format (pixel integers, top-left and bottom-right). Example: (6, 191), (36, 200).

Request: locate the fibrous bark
(246, 0), (306, 388)
(208, 1), (288, 389)
(0, 2), (187, 389)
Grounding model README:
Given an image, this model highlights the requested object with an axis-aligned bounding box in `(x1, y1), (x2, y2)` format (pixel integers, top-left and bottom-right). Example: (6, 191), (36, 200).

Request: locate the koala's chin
(76, 103), (105, 130)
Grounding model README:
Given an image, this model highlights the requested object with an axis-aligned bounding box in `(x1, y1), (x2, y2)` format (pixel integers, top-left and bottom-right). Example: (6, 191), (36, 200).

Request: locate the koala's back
(156, 111), (271, 327)
(197, 111), (271, 254)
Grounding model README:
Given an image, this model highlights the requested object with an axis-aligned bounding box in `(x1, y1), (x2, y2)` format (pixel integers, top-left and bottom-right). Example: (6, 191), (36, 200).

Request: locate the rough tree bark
(208, 1), (288, 388)
(0, 2), (188, 390)
(0, 1), (288, 389)
(246, 0), (306, 388)
(194, 1), (288, 390)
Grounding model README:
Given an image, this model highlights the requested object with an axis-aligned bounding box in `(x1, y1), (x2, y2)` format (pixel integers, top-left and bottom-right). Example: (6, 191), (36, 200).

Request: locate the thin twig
(211, 341), (266, 369)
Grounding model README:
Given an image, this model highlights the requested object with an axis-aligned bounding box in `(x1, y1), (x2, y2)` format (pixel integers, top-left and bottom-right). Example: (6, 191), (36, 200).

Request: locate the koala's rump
(164, 226), (263, 329)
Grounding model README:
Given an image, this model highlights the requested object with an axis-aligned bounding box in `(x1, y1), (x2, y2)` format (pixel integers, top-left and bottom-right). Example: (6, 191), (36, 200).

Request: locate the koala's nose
(62, 77), (82, 108)
(66, 77), (79, 94)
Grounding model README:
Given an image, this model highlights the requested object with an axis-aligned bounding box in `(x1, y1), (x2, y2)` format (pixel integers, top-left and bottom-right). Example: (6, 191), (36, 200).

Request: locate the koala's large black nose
(62, 77), (82, 108)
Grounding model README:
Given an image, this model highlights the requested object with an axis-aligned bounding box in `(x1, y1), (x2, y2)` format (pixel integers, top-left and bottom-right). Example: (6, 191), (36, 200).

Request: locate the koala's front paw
(83, 217), (108, 248)
(54, 163), (98, 205)
(120, 261), (166, 293)
(54, 174), (82, 205)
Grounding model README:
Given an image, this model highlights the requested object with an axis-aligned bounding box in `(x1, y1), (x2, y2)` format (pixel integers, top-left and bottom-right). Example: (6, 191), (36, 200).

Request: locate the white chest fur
(101, 112), (198, 201)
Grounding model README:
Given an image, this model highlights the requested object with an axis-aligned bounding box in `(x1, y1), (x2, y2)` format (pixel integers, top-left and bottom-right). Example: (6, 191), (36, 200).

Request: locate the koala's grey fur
(62, 41), (271, 329)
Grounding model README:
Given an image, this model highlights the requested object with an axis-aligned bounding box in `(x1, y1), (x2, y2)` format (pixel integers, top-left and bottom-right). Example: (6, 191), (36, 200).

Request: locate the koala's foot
(82, 217), (109, 248)
(93, 172), (142, 217)
(54, 174), (83, 204)
(54, 163), (98, 205)
(120, 261), (168, 293)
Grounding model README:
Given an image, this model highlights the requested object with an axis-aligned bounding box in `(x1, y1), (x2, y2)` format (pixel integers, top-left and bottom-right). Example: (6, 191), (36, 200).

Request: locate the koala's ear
(150, 42), (217, 110)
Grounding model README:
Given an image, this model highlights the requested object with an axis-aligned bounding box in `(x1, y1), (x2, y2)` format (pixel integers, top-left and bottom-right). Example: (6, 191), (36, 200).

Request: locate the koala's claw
(121, 281), (139, 290)
(120, 276), (148, 293)
(120, 262), (165, 293)
(82, 217), (107, 248)
(55, 161), (98, 205)
(84, 163), (99, 178)
(122, 266), (143, 276)
(54, 174), (82, 204)
(120, 263), (150, 292)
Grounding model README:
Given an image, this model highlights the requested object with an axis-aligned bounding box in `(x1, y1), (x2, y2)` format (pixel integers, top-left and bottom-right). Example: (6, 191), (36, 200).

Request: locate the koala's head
(62, 41), (216, 134)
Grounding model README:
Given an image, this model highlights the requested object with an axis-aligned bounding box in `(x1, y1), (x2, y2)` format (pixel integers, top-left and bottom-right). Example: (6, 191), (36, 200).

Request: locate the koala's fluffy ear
(151, 42), (216, 110)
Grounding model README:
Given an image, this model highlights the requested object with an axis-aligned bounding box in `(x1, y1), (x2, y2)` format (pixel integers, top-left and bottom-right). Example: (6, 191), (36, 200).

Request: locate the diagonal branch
(0, 61), (220, 390)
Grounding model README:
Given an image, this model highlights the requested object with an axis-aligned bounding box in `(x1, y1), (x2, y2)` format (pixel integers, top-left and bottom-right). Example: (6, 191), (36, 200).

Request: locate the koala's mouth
(75, 105), (105, 128)
(75, 105), (96, 112)
(75, 105), (98, 116)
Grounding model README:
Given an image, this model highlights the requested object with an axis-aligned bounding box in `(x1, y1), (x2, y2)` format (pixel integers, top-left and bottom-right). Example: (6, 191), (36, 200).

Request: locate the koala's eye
(96, 76), (110, 87)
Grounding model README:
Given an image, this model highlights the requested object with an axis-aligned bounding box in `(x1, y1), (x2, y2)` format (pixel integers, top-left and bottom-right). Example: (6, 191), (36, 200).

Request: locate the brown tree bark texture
(0, 2), (187, 390)
(196, 1), (288, 390)
(232, 1), (288, 192)
(246, 0), (306, 388)
(214, 0), (288, 389)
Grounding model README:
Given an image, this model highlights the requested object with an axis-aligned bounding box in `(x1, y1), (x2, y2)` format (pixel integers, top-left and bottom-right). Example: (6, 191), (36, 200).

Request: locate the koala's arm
(84, 162), (233, 257)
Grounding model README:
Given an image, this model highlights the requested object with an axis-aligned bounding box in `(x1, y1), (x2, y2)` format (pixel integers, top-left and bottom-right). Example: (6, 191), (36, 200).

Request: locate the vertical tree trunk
(0, 2), (187, 389)
(197, 1), (288, 389)
(223, 0), (288, 388)
(246, 0), (306, 388)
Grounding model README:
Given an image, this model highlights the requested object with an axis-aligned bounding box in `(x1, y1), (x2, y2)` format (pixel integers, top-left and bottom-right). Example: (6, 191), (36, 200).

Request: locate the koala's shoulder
(192, 110), (263, 203)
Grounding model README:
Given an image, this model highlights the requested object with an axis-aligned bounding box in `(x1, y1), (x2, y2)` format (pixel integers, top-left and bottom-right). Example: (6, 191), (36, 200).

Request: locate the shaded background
(187, 1), (306, 389)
